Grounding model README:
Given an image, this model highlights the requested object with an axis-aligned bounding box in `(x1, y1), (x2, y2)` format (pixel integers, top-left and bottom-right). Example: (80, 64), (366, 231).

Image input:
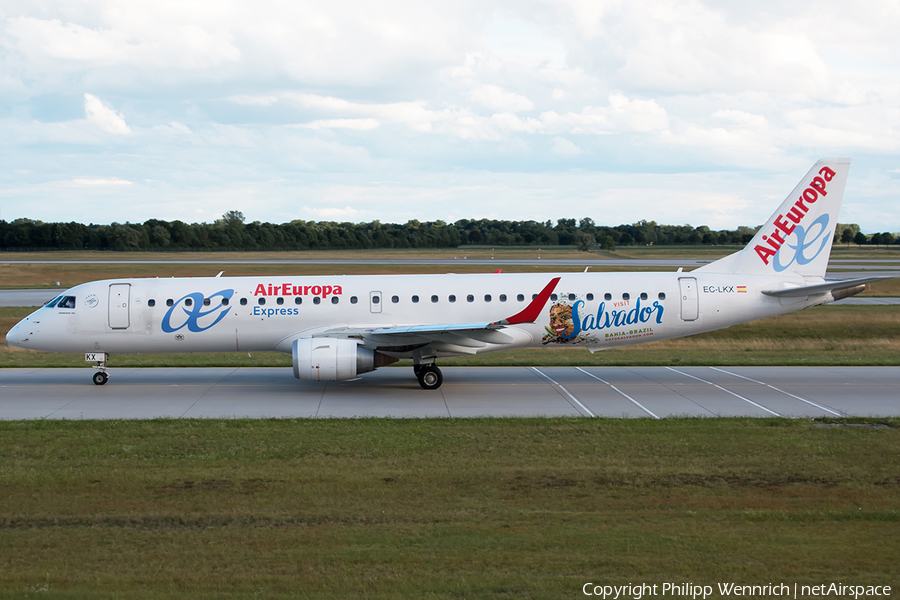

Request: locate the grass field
(0, 418), (897, 599)
(3, 305), (899, 368)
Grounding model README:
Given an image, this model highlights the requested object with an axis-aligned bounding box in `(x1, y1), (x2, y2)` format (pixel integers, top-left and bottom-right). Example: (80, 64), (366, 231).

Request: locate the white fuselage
(7, 271), (821, 358)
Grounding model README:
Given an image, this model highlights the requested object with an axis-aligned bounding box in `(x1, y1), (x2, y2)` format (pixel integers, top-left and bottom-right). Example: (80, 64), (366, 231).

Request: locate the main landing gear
(413, 363), (443, 390)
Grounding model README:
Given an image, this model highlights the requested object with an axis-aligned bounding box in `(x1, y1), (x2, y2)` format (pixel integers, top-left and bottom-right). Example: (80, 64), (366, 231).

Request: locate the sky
(1, 0), (898, 232)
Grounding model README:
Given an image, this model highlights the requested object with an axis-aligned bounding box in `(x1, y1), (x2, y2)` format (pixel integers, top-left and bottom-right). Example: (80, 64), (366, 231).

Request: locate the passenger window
(517, 294), (524, 302)
(568, 294), (576, 301)
(640, 292), (648, 300)
(431, 295), (439, 303)
(185, 298), (193, 307)
(350, 296), (358, 304)
(148, 299), (156, 307)
(658, 292), (666, 300)
(412, 295), (419, 303)
(167, 299), (174, 307)
(484, 294), (492, 302)
(532, 294), (538, 300)
(276, 297), (284, 305)
(204, 298), (211, 306)
(294, 297), (302, 305)
(331, 296), (339, 304)
(449, 295), (456, 303)
(392, 295), (399, 303)
(372, 295), (380, 304)
(604, 293), (612, 301)
(467, 295), (474, 302)
(623, 293), (630, 301)
(240, 298), (247, 306)
(313, 297), (321, 305)
(222, 298), (229, 306)
(258, 298), (265, 305)
(550, 294), (558, 301)
(586, 293), (594, 301)
(499, 294), (507, 302)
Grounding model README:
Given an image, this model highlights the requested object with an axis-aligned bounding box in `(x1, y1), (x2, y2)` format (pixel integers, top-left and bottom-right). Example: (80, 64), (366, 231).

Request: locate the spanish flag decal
(737, 286), (747, 293)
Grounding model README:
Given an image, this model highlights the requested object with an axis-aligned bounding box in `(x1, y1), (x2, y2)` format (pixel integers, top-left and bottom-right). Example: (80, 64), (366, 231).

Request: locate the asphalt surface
(1, 366), (897, 420)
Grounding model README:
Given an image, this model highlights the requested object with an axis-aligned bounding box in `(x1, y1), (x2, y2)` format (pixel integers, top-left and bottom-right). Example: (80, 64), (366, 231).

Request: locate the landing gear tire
(92, 371), (109, 386)
(416, 364), (443, 390)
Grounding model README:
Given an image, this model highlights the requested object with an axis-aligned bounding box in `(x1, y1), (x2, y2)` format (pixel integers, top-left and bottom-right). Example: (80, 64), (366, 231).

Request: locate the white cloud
(468, 84), (534, 112)
(83, 93), (131, 135)
(4, 14), (241, 71)
(228, 94), (279, 106)
(71, 177), (133, 185)
(154, 122), (193, 136)
(0, 1), (897, 231)
(550, 137), (584, 155)
(538, 92), (669, 134)
(295, 118), (381, 130)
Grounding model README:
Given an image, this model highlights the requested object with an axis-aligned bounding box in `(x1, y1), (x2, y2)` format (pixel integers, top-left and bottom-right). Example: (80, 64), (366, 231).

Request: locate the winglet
(493, 277), (560, 326)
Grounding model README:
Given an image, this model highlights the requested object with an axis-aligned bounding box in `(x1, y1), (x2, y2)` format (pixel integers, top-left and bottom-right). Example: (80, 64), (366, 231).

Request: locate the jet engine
(291, 338), (396, 381)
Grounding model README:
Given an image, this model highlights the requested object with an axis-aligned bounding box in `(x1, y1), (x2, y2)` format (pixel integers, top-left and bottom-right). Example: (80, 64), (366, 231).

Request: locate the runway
(1, 366), (897, 420)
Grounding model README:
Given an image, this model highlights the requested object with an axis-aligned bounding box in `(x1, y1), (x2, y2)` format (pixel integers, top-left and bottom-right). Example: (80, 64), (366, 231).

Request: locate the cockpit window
(58, 296), (76, 309)
(45, 295), (63, 308)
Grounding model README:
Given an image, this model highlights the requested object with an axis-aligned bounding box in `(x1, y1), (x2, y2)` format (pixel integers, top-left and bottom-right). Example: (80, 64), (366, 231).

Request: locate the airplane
(6, 158), (888, 389)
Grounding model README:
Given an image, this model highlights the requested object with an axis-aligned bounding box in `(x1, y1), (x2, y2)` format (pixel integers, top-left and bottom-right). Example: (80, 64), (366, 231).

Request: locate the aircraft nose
(6, 321), (28, 348)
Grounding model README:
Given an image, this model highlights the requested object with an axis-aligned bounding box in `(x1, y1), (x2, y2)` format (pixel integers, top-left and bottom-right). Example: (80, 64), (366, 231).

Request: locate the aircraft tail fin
(695, 158), (851, 277)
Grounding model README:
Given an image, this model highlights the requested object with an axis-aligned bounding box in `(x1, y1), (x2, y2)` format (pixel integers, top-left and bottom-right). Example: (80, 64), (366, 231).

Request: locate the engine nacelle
(291, 338), (396, 381)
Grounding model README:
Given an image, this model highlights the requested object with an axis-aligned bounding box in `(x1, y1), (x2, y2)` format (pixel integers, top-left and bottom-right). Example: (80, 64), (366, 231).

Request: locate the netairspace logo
(581, 582), (893, 599)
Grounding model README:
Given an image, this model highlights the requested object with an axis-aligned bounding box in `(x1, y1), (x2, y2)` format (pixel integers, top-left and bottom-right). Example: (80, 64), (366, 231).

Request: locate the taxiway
(1, 366), (896, 420)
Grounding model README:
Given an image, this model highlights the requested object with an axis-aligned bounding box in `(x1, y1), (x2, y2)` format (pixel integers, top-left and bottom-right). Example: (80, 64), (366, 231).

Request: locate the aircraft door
(678, 277), (698, 321)
(369, 291), (382, 314)
(108, 283), (131, 329)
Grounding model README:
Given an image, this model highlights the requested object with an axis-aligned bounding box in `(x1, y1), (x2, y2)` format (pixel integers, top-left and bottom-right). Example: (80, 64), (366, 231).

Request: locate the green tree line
(0, 211), (894, 251)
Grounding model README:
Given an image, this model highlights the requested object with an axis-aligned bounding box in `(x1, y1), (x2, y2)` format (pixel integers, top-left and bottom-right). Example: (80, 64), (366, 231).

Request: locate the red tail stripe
(501, 277), (561, 325)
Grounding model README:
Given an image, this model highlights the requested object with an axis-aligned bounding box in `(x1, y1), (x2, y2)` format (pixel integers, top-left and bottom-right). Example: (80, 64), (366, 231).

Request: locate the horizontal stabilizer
(761, 277), (889, 298)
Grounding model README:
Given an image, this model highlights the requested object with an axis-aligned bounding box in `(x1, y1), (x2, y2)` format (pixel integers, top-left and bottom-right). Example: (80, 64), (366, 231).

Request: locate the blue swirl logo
(773, 214), (830, 273)
(161, 289), (234, 333)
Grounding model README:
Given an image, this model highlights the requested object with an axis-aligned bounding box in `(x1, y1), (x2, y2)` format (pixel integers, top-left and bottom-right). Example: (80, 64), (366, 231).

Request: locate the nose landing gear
(86, 352), (109, 385)
(414, 363), (443, 390)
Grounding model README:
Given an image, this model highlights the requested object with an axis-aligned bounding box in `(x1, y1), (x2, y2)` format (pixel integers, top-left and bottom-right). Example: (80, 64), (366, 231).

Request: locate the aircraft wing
(761, 276), (889, 298)
(312, 277), (560, 354)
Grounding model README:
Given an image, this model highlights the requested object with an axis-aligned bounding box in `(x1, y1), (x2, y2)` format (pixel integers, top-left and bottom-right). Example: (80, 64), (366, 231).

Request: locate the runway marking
(530, 368), (596, 418)
(709, 367), (844, 417)
(665, 367), (781, 417)
(575, 367), (660, 419)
